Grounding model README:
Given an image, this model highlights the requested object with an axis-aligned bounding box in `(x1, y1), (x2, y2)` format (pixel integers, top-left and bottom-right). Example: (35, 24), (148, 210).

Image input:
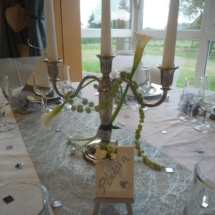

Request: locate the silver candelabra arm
(50, 75), (101, 98)
(121, 65), (179, 107)
(44, 59), (102, 98)
(122, 78), (169, 107)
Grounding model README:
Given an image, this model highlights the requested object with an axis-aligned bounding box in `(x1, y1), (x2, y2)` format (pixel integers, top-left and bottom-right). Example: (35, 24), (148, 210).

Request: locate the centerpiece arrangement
(41, 0), (179, 171)
(41, 30), (177, 171)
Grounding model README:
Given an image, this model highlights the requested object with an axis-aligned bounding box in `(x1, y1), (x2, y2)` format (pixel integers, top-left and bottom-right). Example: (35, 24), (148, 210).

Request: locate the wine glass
(33, 72), (53, 113)
(57, 65), (74, 110)
(133, 66), (151, 95)
(113, 69), (128, 109)
(134, 66), (151, 111)
(179, 77), (204, 123)
(58, 65), (73, 93)
(0, 75), (16, 132)
(192, 76), (215, 133)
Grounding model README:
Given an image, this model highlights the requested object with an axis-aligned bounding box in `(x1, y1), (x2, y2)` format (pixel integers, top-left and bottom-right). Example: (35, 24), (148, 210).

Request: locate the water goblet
(113, 69), (129, 109)
(58, 65), (73, 93)
(192, 76), (215, 133)
(133, 66), (151, 95)
(58, 65), (75, 110)
(183, 157), (215, 215)
(129, 66), (151, 111)
(34, 72), (53, 113)
(0, 75), (17, 132)
(179, 77), (204, 123)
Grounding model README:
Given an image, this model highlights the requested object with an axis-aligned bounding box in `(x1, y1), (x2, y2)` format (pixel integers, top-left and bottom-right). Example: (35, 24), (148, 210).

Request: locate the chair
(111, 53), (181, 87)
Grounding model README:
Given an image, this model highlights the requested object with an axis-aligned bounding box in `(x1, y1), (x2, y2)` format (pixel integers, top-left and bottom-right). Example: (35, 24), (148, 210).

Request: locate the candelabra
(44, 55), (178, 162)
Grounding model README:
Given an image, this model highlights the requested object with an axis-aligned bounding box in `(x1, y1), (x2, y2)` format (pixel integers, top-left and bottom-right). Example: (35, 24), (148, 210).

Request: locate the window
(139, 0), (215, 87)
(80, 0), (132, 73)
(205, 41), (215, 76)
(58, 0), (215, 85)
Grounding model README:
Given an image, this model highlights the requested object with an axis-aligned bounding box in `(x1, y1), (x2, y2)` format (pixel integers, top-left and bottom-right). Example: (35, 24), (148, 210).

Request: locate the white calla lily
(110, 32), (152, 124)
(41, 102), (66, 130)
(131, 32), (152, 77)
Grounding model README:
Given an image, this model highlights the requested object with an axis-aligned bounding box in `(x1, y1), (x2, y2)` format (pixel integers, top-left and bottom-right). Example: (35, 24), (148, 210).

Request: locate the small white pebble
(70, 148), (76, 155)
(165, 168), (173, 173)
(27, 96), (35, 102)
(68, 136), (73, 142)
(162, 130), (168, 134)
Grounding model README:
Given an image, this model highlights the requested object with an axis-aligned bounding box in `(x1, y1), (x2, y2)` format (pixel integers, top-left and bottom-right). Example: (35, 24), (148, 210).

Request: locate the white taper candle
(162, 0), (179, 68)
(44, 0), (58, 61)
(101, 0), (112, 56)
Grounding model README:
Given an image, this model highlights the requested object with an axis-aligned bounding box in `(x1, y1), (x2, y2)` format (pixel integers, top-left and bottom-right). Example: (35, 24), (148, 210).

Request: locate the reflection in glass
(80, 0), (131, 73)
(205, 41), (215, 77)
(80, 0), (131, 29)
(142, 0), (204, 30)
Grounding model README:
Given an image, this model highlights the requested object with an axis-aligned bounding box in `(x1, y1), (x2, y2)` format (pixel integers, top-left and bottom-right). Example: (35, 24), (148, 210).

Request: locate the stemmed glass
(58, 65), (73, 110)
(193, 76), (215, 133)
(179, 76), (204, 123)
(0, 75), (16, 132)
(33, 72), (53, 113)
(113, 69), (128, 109)
(133, 66), (151, 95)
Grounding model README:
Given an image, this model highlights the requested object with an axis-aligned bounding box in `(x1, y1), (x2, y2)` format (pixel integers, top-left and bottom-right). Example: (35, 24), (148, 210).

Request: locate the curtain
(25, 0), (46, 56)
(0, 0), (45, 58)
(0, 0), (28, 58)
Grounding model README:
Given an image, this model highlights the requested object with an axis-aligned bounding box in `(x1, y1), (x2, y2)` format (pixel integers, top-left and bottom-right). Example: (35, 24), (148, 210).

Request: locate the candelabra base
(82, 140), (101, 164)
(82, 139), (118, 164)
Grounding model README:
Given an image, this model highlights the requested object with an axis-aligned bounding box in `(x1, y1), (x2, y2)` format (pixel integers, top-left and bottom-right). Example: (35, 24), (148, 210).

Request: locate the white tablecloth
(1, 84), (215, 214)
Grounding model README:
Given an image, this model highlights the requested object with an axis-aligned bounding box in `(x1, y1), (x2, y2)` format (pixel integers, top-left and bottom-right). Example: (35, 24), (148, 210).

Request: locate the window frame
(138, 0), (215, 79)
(56, 0), (215, 81)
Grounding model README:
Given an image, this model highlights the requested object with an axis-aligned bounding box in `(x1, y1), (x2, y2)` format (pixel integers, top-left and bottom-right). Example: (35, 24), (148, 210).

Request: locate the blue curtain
(25, 0), (46, 56)
(0, 0), (46, 58)
(0, 0), (28, 58)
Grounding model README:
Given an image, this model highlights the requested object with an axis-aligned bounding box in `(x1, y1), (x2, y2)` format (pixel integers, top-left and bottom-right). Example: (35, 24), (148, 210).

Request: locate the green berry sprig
(134, 105), (164, 171)
(64, 91), (95, 114)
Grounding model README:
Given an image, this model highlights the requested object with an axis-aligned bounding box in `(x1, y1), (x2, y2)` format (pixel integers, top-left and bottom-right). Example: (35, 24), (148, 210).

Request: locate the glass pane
(82, 38), (100, 73)
(80, 0), (131, 29)
(80, 0), (100, 29)
(142, 0), (204, 30)
(205, 41), (215, 76)
(82, 37), (132, 73)
(81, 0), (131, 73)
(144, 39), (199, 87)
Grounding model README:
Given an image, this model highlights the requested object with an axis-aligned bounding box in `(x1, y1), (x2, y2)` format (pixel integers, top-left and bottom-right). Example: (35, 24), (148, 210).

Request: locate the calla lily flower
(41, 102), (66, 130)
(110, 32), (151, 124)
(131, 32), (152, 77)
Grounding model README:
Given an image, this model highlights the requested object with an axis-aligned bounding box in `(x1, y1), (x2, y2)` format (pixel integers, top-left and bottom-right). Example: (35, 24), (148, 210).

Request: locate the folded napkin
(22, 49), (54, 97)
(11, 91), (39, 114)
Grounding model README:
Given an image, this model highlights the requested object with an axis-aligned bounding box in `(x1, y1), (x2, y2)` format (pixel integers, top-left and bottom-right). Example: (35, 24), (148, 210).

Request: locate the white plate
(12, 86), (61, 102)
(127, 83), (163, 98)
(142, 83), (163, 98)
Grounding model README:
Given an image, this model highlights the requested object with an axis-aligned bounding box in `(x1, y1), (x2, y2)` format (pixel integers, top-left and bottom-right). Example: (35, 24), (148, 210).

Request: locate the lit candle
(101, 0), (112, 56)
(162, 0), (179, 68)
(44, 0), (58, 61)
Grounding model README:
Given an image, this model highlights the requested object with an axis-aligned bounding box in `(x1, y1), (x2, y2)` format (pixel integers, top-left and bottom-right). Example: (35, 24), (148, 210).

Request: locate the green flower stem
(70, 136), (96, 141)
(110, 67), (136, 124)
(75, 136), (97, 151)
(81, 79), (96, 89)
(76, 79), (96, 100)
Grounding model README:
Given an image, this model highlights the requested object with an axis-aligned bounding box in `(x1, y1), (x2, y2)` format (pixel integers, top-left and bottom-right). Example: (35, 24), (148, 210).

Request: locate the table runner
(13, 105), (198, 215)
